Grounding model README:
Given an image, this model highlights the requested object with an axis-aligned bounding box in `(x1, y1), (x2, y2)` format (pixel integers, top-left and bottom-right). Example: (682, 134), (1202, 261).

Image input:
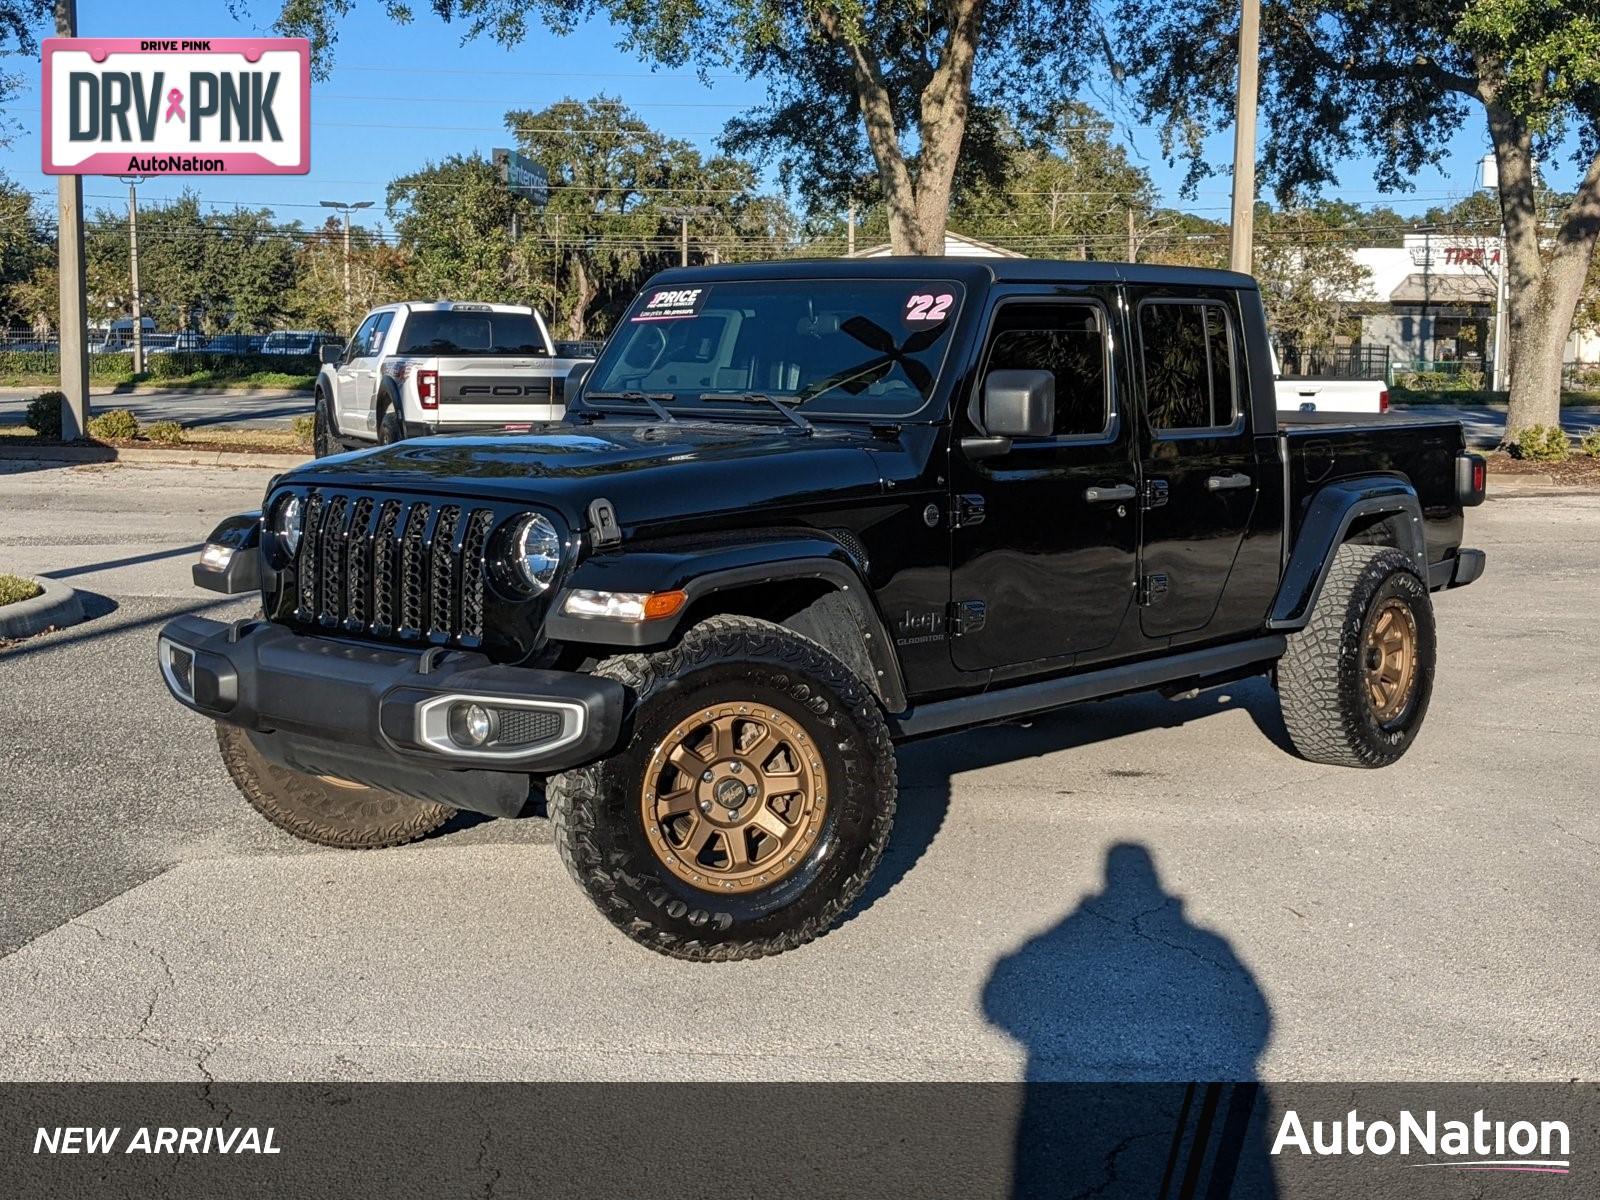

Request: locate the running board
(888, 635), (1288, 739)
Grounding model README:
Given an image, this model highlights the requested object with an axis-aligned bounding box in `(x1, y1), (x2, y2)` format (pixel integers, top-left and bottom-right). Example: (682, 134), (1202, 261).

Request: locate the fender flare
(374, 375), (406, 430)
(546, 536), (908, 713)
(1268, 475), (1426, 630)
(314, 368), (343, 436)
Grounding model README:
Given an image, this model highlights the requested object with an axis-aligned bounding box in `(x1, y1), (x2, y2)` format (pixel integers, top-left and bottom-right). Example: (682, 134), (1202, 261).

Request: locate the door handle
(1207, 472), (1253, 491)
(1084, 484), (1137, 503)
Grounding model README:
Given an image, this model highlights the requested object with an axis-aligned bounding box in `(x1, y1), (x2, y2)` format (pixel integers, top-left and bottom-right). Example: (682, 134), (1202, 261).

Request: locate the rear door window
(1139, 301), (1239, 432)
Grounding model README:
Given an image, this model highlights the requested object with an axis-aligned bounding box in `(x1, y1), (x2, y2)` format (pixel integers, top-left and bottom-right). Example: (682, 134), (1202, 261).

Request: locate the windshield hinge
(587, 498), (622, 550)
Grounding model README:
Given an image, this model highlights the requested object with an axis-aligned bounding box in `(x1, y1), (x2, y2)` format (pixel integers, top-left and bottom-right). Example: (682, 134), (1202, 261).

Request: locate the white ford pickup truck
(1271, 347), (1389, 414)
(311, 301), (592, 457)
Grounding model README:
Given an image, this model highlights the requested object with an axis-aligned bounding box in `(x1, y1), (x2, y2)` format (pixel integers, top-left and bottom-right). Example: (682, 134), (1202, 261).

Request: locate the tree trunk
(1487, 104), (1600, 443)
(819, 0), (985, 256)
(564, 256), (597, 340)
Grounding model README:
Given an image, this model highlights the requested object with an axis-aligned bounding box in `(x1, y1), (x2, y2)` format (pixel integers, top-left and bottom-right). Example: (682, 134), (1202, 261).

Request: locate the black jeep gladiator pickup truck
(157, 259), (1486, 960)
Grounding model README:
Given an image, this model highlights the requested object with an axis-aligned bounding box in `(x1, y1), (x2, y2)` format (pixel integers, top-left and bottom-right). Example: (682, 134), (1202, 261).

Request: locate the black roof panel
(646, 256), (1258, 291)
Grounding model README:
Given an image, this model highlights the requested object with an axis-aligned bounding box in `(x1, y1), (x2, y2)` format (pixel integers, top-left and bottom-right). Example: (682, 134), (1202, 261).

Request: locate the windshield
(397, 310), (548, 357)
(584, 279), (965, 419)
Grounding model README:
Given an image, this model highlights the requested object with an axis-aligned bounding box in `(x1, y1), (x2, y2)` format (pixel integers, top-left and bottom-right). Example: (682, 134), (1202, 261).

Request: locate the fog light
(450, 702), (496, 748)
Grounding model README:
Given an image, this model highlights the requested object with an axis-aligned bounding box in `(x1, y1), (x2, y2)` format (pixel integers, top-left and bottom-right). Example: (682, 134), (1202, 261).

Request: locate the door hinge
(948, 599), (987, 636)
(953, 494), (986, 528)
(1141, 479), (1170, 510)
(1138, 573), (1170, 606)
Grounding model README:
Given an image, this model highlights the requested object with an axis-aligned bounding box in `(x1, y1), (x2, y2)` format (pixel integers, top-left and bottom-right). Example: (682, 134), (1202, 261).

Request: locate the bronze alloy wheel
(1363, 598), (1419, 723)
(640, 702), (829, 893)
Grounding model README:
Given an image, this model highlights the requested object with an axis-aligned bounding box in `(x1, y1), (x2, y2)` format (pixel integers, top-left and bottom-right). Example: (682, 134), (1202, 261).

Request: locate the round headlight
(273, 494), (303, 556)
(512, 514), (563, 593)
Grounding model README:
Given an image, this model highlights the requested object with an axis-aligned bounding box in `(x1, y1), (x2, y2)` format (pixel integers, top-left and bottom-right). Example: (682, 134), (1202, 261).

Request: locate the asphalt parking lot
(0, 460), (1595, 1083)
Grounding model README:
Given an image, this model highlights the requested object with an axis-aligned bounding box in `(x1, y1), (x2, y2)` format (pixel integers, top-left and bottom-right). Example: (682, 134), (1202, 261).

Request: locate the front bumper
(156, 615), (626, 817)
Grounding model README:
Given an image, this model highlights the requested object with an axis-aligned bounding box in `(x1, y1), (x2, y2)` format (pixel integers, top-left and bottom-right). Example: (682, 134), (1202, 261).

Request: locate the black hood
(286, 420), (895, 530)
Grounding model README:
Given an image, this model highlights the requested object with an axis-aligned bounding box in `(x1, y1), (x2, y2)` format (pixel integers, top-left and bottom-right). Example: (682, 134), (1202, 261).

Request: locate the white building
(1337, 233), (1597, 369)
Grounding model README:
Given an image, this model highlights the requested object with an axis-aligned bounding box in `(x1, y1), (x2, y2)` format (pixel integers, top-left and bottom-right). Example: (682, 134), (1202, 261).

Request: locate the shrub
(143, 420), (186, 445)
(1397, 369), (1483, 392)
(1580, 431), (1600, 460)
(0, 573), (42, 606)
(291, 414), (316, 445)
(24, 391), (64, 439)
(86, 408), (140, 442)
(1511, 424), (1571, 462)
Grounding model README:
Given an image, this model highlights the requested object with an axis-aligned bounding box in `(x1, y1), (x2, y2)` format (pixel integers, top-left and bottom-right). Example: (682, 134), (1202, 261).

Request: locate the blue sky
(6, 0), (1513, 236)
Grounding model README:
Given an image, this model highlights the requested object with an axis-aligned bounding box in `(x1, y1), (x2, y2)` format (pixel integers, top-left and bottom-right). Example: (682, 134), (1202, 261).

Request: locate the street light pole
(320, 199), (374, 331)
(55, 0), (90, 438)
(121, 176), (144, 374)
(1228, 0), (1262, 274)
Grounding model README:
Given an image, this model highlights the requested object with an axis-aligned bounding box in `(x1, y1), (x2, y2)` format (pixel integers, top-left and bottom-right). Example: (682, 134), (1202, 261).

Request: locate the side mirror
(983, 369), (1054, 437)
(319, 344), (343, 366)
(964, 369), (1054, 458)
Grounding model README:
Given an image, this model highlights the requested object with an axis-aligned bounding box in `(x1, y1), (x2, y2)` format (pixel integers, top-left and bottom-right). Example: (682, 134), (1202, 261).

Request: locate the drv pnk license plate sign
(42, 38), (310, 176)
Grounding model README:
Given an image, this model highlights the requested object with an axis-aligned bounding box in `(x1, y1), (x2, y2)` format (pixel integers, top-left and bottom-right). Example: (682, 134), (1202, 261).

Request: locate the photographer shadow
(982, 843), (1278, 1198)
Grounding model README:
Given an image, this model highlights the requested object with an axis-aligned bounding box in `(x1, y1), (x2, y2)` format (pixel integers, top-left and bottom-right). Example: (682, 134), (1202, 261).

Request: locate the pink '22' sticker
(904, 292), (954, 323)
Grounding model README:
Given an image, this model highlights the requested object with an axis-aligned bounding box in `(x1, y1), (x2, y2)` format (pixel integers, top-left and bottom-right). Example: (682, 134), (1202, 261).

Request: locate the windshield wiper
(698, 392), (814, 435)
(584, 390), (680, 423)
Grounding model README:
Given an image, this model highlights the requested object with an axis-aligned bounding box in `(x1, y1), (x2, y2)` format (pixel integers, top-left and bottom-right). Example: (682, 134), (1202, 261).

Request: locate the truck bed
(1280, 415), (1468, 567)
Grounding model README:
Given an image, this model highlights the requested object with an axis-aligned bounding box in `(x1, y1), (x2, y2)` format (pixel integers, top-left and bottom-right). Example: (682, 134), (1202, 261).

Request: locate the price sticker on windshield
(633, 286), (707, 322)
(904, 292), (955, 323)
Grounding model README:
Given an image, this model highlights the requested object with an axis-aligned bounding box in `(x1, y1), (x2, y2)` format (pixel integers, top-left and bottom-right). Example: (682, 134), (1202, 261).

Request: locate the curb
(0, 576), (85, 639)
(0, 444), (307, 469)
(1484, 474), (1600, 497)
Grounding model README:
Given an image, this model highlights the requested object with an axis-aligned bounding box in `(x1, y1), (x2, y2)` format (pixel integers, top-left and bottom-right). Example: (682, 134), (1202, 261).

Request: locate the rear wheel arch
(1270, 479), (1426, 630)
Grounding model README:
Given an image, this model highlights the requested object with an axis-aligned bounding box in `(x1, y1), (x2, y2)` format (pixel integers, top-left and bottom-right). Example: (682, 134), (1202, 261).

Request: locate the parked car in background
(310, 301), (593, 457)
(263, 330), (341, 357)
(187, 332), (267, 355)
(145, 331), (207, 356)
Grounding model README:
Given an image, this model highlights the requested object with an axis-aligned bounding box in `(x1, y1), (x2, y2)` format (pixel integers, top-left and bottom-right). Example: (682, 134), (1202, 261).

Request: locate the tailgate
(434, 357), (567, 426)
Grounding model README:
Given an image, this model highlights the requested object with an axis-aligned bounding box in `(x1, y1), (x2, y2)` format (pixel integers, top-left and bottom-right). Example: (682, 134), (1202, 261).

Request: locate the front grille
(291, 490), (501, 646)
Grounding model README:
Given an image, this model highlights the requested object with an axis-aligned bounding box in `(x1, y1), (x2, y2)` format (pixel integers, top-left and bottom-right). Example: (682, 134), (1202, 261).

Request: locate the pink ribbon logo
(164, 88), (185, 123)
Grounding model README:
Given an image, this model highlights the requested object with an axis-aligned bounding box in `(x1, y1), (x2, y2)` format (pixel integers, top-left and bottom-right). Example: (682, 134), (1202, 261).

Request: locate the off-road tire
(1278, 544), (1436, 768)
(377, 404), (404, 445)
(216, 724), (453, 848)
(547, 615), (897, 961)
(312, 391), (343, 459)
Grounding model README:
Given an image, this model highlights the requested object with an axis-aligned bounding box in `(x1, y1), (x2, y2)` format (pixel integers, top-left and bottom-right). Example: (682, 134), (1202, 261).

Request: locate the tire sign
(42, 38), (311, 176)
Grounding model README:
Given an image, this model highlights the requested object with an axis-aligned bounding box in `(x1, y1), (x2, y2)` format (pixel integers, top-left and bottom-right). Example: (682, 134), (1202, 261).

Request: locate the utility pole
(55, 0), (90, 438)
(663, 206), (712, 268)
(1127, 208), (1137, 263)
(847, 204), (856, 256)
(1228, 0), (1261, 274)
(320, 199), (373, 331)
(121, 176), (144, 374)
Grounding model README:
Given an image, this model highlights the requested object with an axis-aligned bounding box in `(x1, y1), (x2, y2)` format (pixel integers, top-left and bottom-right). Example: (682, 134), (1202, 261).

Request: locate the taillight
(417, 369), (439, 410)
(1456, 452), (1487, 506)
(1378, 389), (1390, 414)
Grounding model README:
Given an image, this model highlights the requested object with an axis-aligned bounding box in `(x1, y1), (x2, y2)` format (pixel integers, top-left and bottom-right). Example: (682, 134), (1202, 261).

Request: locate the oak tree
(1112, 0), (1600, 437)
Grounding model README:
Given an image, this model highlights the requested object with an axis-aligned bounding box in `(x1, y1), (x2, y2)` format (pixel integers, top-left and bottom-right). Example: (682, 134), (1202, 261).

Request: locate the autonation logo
(1272, 1109), (1571, 1175)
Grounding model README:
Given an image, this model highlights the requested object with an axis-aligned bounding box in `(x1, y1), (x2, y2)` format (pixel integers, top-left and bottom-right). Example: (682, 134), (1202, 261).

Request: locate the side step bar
(888, 635), (1288, 739)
